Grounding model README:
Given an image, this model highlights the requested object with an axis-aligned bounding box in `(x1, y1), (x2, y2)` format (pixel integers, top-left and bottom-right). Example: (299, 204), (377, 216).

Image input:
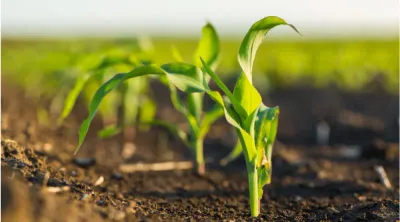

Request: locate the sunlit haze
(2, 0), (399, 37)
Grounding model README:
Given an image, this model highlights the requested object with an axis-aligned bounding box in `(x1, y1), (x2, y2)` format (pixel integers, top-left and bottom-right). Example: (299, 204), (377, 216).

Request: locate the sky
(2, 0), (399, 37)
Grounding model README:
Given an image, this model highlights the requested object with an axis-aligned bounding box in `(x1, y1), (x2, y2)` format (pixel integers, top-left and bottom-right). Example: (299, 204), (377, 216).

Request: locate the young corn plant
(74, 16), (299, 217)
(199, 16), (300, 217)
(75, 22), (223, 175)
(150, 22), (223, 174)
(58, 45), (156, 147)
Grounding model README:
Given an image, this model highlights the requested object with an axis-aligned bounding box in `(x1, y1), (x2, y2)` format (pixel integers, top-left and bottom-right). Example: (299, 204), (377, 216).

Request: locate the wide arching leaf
(76, 73), (125, 153)
(238, 16), (301, 82)
(76, 63), (210, 153)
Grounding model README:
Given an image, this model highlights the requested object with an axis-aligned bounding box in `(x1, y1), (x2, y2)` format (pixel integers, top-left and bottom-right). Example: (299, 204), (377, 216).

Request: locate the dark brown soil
(1, 81), (399, 221)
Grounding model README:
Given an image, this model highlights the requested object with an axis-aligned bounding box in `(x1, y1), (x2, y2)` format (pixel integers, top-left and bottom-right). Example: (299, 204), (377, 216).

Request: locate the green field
(2, 37), (399, 94)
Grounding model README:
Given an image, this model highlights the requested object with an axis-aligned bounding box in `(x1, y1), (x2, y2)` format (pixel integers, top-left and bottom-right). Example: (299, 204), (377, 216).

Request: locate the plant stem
(248, 168), (260, 217)
(194, 138), (205, 175)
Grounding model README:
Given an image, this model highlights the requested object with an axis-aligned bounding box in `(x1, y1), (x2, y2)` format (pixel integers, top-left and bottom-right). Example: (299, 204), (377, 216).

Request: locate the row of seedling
(60, 16), (300, 217)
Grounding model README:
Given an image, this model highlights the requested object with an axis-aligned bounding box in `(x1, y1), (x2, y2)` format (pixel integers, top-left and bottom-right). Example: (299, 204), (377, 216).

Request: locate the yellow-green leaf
(233, 73), (262, 117)
(193, 22), (220, 68)
(238, 16), (301, 82)
(161, 63), (208, 93)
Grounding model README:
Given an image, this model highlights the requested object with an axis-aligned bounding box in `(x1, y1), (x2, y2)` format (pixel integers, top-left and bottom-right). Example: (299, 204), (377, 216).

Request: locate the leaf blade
(238, 16), (301, 81)
(193, 22), (220, 69)
(198, 104), (224, 139)
(161, 62), (208, 93)
(76, 73), (125, 153)
(76, 65), (166, 153)
(200, 57), (247, 119)
(233, 73), (262, 117)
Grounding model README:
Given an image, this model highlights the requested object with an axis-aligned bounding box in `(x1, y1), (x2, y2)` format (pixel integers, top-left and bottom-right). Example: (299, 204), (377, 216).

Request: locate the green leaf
(76, 63), (211, 153)
(123, 65), (165, 80)
(58, 69), (106, 126)
(193, 22), (220, 69)
(233, 73), (262, 117)
(206, 91), (242, 129)
(220, 141), (242, 166)
(238, 16), (301, 81)
(257, 164), (271, 199)
(254, 104), (279, 190)
(94, 54), (133, 71)
(243, 106), (260, 137)
(187, 92), (204, 124)
(236, 127), (258, 169)
(186, 112), (200, 135)
(76, 73), (125, 153)
(98, 125), (122, 138)
(75, 53), (104, 71)
(200, 58), (247, 119)
(122, 78), (142, 126)
(265, 107), (279, 163)
(138, 96), (157, 131)
(254, 104), (279, 162)
(76, 65), (165, 153)
(57, 74), (90, 126)
(161, 63), (208, 93)
(198, 104), (224, 139)
(168, 83), (186, 114)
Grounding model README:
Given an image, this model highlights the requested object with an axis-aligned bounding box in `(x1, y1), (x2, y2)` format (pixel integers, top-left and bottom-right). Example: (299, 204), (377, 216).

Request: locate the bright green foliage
(114, 16), (297, 217)
(197, 16), (299, 217)
(77, 16), (297, 217)
(75, 23), (223, 175)
(153, 23), (223, 174)
(57, 44), (157, 140)
(238, 16), (300, 82)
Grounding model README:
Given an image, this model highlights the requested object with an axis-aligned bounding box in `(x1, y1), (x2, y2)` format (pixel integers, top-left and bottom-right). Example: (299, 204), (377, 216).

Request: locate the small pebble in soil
(357, 196), (367, 201)
(316, 121), (330, 145)
(73, 158), (96, 168)
(94, 176), (104, 186)
(96, 198), (107, 206)
(295, 196), (303, 202)
(328, 207), (340, 214)
(70, 170), (78, 177)
(111, 172), (123, 180)
(8, 159), (27, 169)
(80, 193), (90, 201)
(43, 143), (52, 152)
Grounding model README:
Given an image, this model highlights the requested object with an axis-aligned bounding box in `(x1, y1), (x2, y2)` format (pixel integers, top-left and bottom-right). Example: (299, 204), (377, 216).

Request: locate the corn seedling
(198, 16), (300, 217)
(75, 23), (223, 175)
(149, 23), (223, 174)
(74, 16), (299, 217)
(58, 44), (156, 145)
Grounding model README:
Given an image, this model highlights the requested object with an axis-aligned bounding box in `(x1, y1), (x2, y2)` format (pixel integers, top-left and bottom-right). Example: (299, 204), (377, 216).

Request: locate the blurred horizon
(2, 0), (399, 38)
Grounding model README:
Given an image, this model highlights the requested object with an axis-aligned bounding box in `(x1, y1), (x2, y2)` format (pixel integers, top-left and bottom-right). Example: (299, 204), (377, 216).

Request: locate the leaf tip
(288, 24), (303, 37)
(73, 146), (81, 155)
